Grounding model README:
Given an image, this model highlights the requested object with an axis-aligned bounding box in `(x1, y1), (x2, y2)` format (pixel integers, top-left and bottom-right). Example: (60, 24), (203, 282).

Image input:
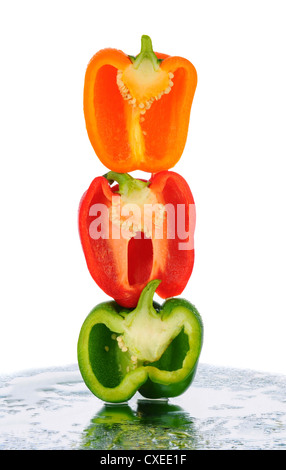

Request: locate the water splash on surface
(0, 363), (285, 450)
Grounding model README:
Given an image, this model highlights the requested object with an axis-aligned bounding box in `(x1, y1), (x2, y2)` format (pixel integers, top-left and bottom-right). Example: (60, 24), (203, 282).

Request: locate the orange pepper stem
(103, 171), (150, 197)
(131, 35), (161, 71)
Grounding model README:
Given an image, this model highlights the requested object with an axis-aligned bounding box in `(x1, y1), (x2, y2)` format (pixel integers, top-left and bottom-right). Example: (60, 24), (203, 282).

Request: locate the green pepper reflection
(80, 400), (199, 450)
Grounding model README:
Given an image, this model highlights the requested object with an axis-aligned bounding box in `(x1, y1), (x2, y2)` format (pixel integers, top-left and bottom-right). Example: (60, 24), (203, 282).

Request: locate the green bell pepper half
(77, 280), (203, 403)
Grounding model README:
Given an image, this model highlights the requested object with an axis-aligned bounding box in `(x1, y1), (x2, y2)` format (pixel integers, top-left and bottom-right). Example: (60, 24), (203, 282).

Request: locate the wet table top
(0, 363), (285, 450)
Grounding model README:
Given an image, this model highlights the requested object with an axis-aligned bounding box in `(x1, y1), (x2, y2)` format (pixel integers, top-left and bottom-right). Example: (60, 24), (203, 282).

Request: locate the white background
(0, 0), (285, 376)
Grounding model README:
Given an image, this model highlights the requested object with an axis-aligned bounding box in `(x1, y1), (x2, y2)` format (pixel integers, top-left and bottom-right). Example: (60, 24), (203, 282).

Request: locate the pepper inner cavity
(88, 323), (123, 388)
(128, 232), (153, 286)
(88, 324), (190, 389)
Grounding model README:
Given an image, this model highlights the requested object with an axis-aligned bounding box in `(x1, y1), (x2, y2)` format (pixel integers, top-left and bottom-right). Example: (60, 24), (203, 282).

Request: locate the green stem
(124, 280), (161, 328)
(132, 35), (160, 71)
(103, 171), (150, 197)
(136, 279), (161, 312)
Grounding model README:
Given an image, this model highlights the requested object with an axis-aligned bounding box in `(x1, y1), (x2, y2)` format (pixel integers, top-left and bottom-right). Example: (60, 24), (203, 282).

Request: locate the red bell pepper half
(78, 171), (195, 308)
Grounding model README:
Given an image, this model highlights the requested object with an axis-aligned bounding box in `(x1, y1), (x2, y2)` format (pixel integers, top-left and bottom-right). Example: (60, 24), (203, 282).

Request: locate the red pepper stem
(104, 171), (149, 197)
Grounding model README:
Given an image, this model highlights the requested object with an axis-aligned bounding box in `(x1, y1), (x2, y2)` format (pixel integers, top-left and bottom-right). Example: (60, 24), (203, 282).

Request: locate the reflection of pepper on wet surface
(80, 399), (199, 450)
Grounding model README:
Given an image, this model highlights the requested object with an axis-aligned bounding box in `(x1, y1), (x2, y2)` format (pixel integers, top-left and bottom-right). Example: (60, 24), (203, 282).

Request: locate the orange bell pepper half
(84, 35), (197, 173)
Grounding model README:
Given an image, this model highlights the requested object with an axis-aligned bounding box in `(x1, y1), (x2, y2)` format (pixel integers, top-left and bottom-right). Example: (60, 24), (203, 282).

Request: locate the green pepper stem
(136, 279), (161, 312)
(140, 35), (153, 54)
(103, 171), (149, 197)
(132, 35), (160, 71)
(124, 280), (161, 328)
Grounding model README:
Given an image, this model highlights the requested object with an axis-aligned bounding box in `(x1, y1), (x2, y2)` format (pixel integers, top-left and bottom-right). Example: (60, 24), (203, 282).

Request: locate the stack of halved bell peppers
(77, 36), (204, 403)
